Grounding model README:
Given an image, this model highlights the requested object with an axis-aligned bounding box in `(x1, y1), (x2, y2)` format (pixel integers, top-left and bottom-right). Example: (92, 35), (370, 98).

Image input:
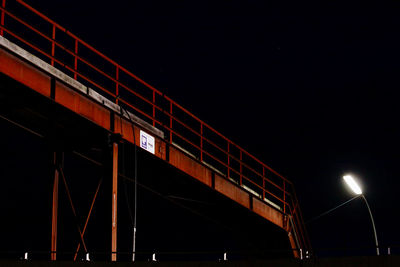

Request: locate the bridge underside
(0, 72), (292, 261)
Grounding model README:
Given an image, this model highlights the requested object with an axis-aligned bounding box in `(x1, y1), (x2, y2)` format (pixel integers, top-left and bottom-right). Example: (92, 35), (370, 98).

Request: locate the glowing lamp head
(343, 175), (363, 195)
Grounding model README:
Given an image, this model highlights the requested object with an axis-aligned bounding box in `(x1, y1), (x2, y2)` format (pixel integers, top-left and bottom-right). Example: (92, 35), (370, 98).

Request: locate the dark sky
(12, 0), (400, 256)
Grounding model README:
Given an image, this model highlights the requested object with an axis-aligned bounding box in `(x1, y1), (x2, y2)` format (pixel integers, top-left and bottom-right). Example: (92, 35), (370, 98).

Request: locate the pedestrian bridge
(0, 0), (310, 261)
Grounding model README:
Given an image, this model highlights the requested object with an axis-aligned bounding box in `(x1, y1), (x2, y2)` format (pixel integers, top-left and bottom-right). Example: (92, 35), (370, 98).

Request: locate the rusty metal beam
(111, 142), (118, 261)
(50, 151), (59, 261)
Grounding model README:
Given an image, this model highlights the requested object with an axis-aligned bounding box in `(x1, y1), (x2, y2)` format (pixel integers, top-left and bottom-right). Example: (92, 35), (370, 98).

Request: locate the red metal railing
(0, 0), (310, 253)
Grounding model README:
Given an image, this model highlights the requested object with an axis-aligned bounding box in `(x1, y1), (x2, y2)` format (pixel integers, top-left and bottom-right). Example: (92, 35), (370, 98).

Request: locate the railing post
(0, 0), (5, 36)
(169, 101), (173, 144)
(152, 91), (156, 126)
(51, 24), (56, 66)
(227, 141), (230, 178)
(74, 39), (78, 80)
(239, 150), (243, 185)
(200, 123), (203, 162)
(115, 66), (119, 104)
(262, 167), (265, 200)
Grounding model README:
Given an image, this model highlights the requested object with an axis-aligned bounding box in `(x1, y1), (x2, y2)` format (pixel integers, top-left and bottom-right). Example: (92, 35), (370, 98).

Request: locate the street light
(343, 175), (380, 256)
(343, 175), (362, 195)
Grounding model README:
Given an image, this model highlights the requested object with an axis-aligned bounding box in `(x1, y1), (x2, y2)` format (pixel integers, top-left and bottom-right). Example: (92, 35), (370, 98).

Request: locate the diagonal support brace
(73, 178), (103, 261)
(58, 166), (88, 256)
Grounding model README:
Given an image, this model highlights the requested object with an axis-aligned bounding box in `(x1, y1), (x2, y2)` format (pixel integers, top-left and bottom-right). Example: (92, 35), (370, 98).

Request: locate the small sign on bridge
(140, 130), (155, 154)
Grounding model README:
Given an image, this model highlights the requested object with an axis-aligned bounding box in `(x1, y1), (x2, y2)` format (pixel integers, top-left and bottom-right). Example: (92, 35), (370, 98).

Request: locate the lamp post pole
(361, 194), (380, 256)
(343, 175), (380, 256)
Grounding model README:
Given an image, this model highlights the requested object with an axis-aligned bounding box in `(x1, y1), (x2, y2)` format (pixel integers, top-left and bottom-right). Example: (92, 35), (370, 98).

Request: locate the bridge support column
(111, 142), (118, 261)
(51, 151), (62, 261)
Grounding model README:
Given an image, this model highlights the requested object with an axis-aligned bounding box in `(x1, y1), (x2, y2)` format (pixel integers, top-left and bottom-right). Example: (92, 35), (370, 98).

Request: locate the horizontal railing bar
(0, 25), (117, 99)
(227, 152), (286, 192)
(199, 150), (287, 206)
(167, 97), (293, 185)
(0, 8), (119, 99)
(168, 114), (289, 194)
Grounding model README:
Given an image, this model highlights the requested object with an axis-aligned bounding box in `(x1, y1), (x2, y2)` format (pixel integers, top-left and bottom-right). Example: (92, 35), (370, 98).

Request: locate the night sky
(4, 0), (400, 257)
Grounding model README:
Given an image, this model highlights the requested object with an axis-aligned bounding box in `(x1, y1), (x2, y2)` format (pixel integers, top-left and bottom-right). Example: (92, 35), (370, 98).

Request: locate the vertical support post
(227, 141), (230, 179)
(51, 151), (60, 261)
(50, 152), (62, 261)
(239, 150), (243, 185)
(152, 91), (156, 126)
(169, 101), (173, 144)
(115, 66), (119, 104)
(262, 167), (265, 200)
(200, 123), (203, 162)
(0, 0), (5, 36)
(74, 39), (78, 80)
(111, 143), (118, 261)
(51, 25), (56, 66)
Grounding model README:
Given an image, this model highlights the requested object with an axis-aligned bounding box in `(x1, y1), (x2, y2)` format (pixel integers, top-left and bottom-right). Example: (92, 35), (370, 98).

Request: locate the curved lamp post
(343, 175), (380, 256)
